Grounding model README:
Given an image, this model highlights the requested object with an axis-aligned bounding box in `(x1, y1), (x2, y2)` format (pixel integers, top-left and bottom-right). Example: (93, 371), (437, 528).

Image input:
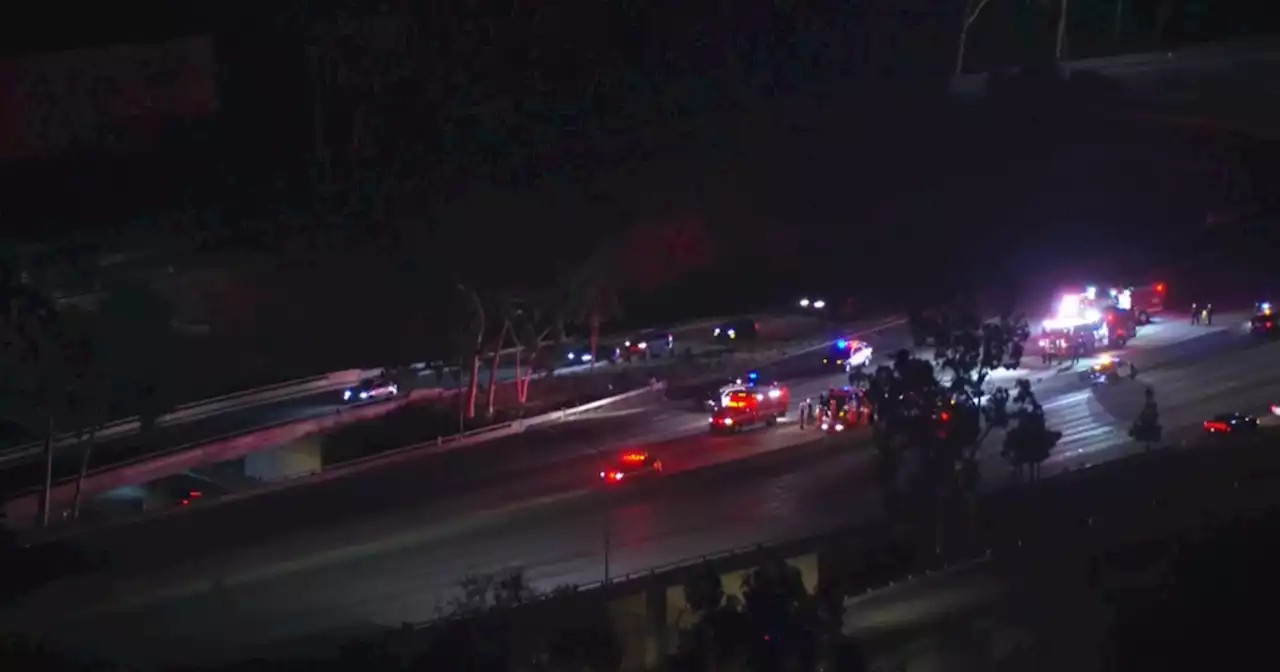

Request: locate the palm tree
(563, 255), (621, 370)
(511, 296), (557, 405)
(455, 284), (486, 424)
(484, 296), (515, 419)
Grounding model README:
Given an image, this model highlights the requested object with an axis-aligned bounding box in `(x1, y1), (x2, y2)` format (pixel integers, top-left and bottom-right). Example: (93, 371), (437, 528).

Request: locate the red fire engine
(710, 383), (790, 433)
(1114, 282), (1166, 324)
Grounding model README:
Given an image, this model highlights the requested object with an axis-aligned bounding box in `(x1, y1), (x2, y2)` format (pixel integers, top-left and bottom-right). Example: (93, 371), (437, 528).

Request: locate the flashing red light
(621, 452), (647, 463)
(613, 472), (624, 481)
(189, 490), (202, 498)
(1156, 283), (1166, 293)
(1203, 420), (1229, 432)
(940, 412), (951, 421)
(180, 499), (190, 506)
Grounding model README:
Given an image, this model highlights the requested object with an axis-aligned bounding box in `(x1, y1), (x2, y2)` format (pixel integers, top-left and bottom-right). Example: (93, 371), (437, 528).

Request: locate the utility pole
(1055, 0), (1070, 61)
(1112, 0), (1125, 44)
(603, 509), (611, 582)
(41, 414), (54, 528)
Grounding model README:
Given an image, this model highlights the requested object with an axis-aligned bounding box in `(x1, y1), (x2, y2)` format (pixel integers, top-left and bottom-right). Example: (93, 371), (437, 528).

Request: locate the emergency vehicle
(1251, 302), (1277, 337)
(818, 387), (858, 432)
(1113, 282), (1166, 324)
(712, 319), (758, 343)
(1079, 354), (1131, 384)
(1039, 288), (1137, 355)
(710, 382), (789, 433)
(822, 338), (873, 372)
(599, 451), (664, 483)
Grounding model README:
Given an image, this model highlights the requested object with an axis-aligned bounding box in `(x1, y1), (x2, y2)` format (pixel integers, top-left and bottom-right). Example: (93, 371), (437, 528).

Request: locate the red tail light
(1156, 283), (1166, 293)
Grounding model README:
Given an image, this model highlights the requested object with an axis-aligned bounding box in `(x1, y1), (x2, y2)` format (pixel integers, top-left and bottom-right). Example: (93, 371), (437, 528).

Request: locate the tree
(955, 0), (995, 75)
(422, 570), (620, 672)
(1128, 386), (1162, 450)
(870, 306), (1028, 546)
(1002, 379), (1063, 482)
(669, 558), (869, 672)
(95, 279), (178, 433)
(510, 296), (557, 405)
(0, 266), (81, 527)
(563, 254), (621, 370)
(59, 312), (110, 522)
(453, 284), (486, 424)
(933, 311), (1028, 458)
(485, 296), (515, 419)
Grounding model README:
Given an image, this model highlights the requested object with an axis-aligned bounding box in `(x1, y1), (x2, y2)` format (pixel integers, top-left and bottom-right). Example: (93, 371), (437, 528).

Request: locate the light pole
(1055, 0), (1070, 61)
(603, 508), (611, 582)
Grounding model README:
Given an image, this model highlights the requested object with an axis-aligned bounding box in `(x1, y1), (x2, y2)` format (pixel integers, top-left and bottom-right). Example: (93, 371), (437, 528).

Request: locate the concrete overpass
(952, 36), (1280, 139)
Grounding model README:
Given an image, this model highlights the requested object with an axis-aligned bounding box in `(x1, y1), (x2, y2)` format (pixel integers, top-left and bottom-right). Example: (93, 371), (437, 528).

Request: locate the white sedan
(342, 377), (400, 403)
(843, 340), (874, 370)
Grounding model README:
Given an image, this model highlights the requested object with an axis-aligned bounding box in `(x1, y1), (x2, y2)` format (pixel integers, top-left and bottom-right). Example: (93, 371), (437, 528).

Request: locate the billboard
(0, 36), (218, 159)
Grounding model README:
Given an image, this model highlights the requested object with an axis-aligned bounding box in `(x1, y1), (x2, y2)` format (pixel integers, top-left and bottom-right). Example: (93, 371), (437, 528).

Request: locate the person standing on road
(799, 398), (809, 429)
(1191, 303), (1200, 325)
(1205, 303), (1214, 326)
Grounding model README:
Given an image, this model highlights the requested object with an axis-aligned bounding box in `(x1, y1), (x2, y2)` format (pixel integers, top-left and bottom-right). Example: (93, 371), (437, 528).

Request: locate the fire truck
(1039, 288), (1137, 355)
(1112, 282), (1166, 324)
(710, 382), (790, 433)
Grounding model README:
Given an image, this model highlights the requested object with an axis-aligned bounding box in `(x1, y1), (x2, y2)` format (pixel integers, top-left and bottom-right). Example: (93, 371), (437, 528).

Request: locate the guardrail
(0, 369), (376, 465)
(404, 513), (990, 633)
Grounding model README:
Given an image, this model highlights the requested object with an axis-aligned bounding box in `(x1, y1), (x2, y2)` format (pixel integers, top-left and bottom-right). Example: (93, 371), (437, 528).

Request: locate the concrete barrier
(11, 384), (667, 536)
(0, 370), (370, 465)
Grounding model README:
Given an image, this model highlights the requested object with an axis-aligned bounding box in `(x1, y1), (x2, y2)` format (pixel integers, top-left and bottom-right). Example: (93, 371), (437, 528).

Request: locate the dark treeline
(0, 1), (1276, 366)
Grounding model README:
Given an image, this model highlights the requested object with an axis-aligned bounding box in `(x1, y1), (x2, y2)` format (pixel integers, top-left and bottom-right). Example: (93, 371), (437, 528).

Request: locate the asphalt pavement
(0, 315), (829, 504)
(9, 312), (1278, 667)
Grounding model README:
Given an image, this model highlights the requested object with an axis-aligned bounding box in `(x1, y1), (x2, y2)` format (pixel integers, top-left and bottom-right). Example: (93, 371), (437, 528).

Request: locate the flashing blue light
(836, 339), (848, 349)
(748, 371), (759, 381)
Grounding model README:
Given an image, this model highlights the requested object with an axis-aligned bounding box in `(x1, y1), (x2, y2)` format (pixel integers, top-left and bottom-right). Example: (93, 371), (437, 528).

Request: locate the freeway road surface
(9, 313), (1279, 667)
(0, 313), (830, 505)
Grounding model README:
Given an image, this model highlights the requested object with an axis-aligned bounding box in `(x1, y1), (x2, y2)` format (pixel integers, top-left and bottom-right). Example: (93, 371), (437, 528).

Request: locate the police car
(823, 338), (873, 372)
(1251, 302), (1277, 337)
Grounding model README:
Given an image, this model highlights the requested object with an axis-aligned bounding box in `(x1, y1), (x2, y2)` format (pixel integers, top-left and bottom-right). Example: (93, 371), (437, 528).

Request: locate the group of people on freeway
(796, 388), (870, 430)
(1190, 302), (1216, 325)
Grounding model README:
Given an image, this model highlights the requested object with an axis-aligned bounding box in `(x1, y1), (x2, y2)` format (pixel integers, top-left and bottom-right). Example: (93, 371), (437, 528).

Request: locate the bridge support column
(646, 585), (670, 666)
(244, 436), (322, 482)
